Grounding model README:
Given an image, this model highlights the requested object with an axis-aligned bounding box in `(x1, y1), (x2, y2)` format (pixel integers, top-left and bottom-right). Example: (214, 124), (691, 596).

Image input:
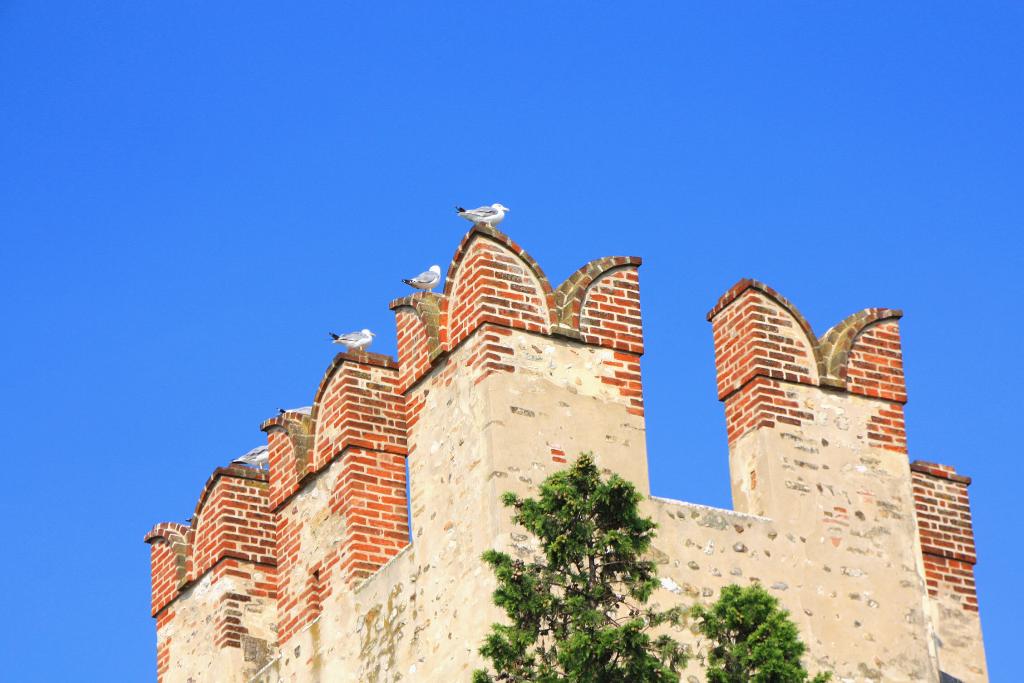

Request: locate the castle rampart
(146, 225), (987, 682)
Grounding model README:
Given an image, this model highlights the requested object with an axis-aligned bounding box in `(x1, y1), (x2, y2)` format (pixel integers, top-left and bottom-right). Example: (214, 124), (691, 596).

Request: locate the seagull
(402, 265), (442, 291)
(329, 329), (375, 352)
(278, 406), (312, 416)
(456, 203), (509, 228)
(233, 444), (269, 469)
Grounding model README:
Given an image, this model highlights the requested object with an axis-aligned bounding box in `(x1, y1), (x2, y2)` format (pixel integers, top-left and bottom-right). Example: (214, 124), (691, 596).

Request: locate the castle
(145, 224), (987, 682)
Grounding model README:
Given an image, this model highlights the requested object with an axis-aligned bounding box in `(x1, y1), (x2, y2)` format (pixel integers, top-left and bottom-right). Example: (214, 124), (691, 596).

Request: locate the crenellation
(817, 308), (904, 388)
(330, 447), (409, 584)
(144, 523), (191, 615)
(910, 460), (985, 680)
(846, 319), (907, 402)
(553, 256), (643, 344)
(145, 226), (987, 683)
(309, 351), (406, 472)
(579, 265), (644, 354)
(390, 298), (438, 392)
(441, 227), (555, 350)
(261, 410), (315, 509)
(189, 466), (276, 576)
(709, 283), (820, 400)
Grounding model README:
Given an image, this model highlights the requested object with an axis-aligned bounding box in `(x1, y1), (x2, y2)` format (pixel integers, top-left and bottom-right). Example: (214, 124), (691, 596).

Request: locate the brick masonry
(145, 229), (986, 683)
(708, 279), (907, 447)
(708, 278), (984, 680)
(912, 461), (979, 611)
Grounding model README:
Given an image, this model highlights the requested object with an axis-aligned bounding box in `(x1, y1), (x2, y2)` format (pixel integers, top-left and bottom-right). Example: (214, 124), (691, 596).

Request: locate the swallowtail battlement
(145, 224), (987, 682)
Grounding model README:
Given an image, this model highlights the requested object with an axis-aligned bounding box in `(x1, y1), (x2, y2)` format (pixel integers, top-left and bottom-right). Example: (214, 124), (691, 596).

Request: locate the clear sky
(1, 2), (1020, 679)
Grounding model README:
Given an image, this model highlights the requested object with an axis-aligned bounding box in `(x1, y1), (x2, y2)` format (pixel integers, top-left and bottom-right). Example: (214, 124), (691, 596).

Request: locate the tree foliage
(691, 584), (830, 683)
(472, 453), (687, 682)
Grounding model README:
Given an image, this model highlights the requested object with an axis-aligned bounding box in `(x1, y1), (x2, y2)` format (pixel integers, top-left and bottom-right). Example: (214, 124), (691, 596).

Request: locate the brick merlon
(707, 278), (905, 394)
(309, 350), (400, 425)
(191, 465), (269, 523)
(553, 256), (643, 331)
(260, 409), (314, 434)
(144, 521), (190, 545)
(442, 224), (557, 306)
(910, 460), (972, 485)
(328, 350), (398, 370)
(389, 290), (442, 313)
(706, 278), (817, 338)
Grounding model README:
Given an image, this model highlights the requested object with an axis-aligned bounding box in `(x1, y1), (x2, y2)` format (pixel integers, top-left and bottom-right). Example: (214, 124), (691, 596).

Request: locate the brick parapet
(390, 225), (645, 392)
(263, 352), (411, 644)
(143, 225), (991, 681)
(261, 412), (315, 510)
(144, 523), (191, 616)
(309, 351), (407, 469)
(911, 460), (972, 485)
(709, 283), (820, 401)
(145, 465), (276, 618)
(818, 307), (905, 400)
(708, 278), (907, 445)
(272, 444), (409, 644)
(146, 468), (278, 683)
(707, 278), (818, 339)
(911, 460), (979, 613)
(912, 461), (978, 561)
(145, 225), (660, 677)
(576, 265), (643, 354)
(189, 466), (276, 578)
(722, 376), (814, 443)
(554, 256), (641, 314)
(331, 447), (409, 584)
(391, 293), (443, 391)
(441, 228), (556, 350)
(146, 224), (646, 612)
(843, 319), (907, 403)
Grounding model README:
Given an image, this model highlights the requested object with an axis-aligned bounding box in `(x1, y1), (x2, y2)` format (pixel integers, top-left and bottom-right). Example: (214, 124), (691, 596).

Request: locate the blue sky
(1, 2), (1020, 679)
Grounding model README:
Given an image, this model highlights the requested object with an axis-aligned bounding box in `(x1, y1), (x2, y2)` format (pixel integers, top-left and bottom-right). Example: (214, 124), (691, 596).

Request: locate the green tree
(472, 453), (687, 682)
(691, 584), (830, 683)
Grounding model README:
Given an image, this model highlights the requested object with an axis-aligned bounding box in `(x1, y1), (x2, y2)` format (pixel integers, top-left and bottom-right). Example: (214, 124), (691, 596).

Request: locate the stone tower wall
(145, 226), (987, 682)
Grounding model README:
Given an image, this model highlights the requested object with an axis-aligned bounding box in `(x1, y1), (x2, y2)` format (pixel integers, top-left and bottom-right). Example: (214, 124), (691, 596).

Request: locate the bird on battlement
(232, 444), (269, 469)
(278, 406), (312, 416)
(329, 329), (375, 352)
(402, 264), (442, 291)
(456, 203), (509, 228)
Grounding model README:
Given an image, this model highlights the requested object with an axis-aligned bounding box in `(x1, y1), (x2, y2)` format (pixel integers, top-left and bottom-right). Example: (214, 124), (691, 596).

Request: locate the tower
(145, 226), (986, 682)
(707, 280), (985, 680)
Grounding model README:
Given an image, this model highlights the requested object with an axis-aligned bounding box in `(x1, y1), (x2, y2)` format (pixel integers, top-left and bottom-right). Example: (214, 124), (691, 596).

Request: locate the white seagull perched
(456, 203), (509, 227)
(329, 329), (375, 352)
(402, 264), (442, 291)
(233, 444), (269, 469)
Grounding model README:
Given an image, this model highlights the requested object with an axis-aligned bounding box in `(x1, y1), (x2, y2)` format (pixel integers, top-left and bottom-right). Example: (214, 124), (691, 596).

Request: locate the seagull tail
(329, 332), (339, 340)
(401, 278), (416, 286)
(455, 206), (466, 213)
